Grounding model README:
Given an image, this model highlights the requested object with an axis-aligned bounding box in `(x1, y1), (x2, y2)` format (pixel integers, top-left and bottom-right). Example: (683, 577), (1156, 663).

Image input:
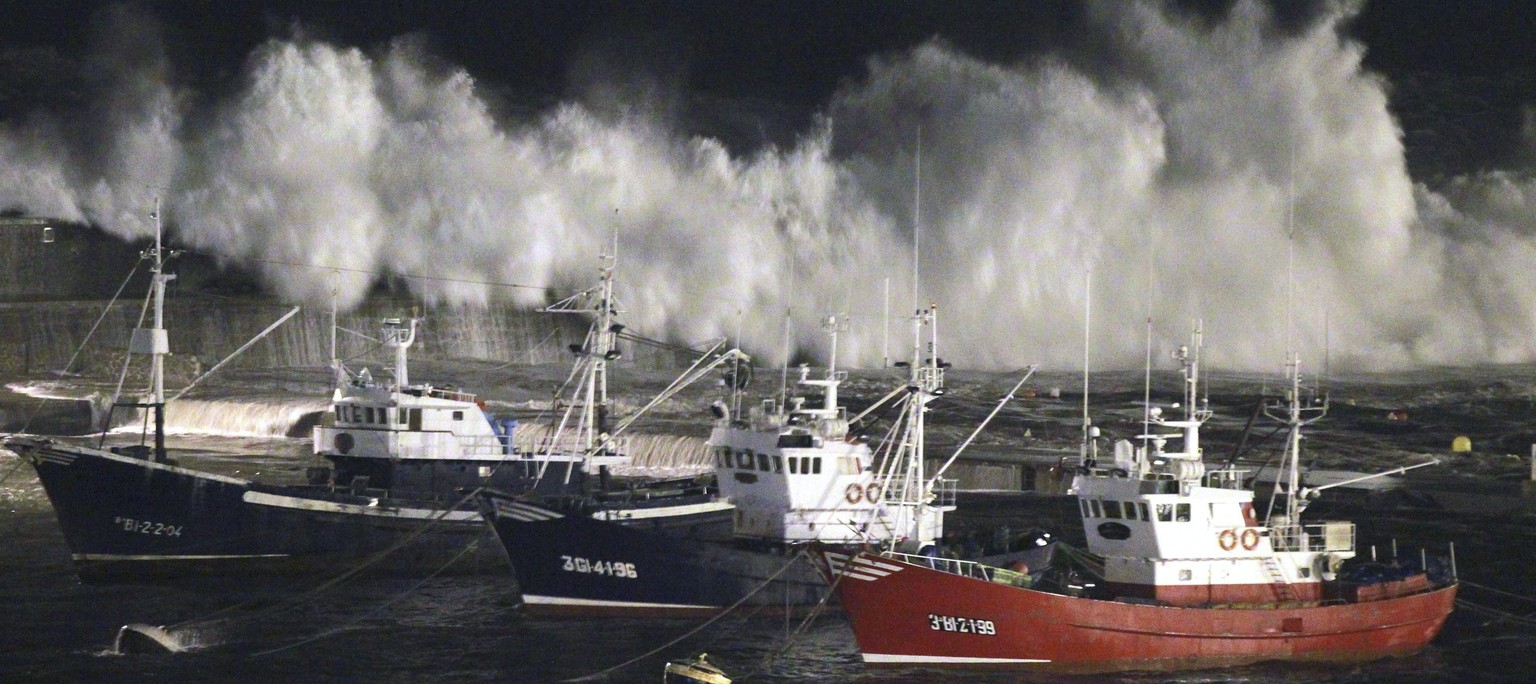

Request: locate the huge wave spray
(2, 1), (1533, 372)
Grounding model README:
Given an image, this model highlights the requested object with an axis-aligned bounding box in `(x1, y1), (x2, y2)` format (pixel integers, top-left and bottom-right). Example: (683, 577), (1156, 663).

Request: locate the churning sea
(3, 368), (1535, 683)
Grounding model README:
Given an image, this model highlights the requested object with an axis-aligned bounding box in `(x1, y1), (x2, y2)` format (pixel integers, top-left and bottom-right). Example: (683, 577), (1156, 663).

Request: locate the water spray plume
(3, 2), (1535, 370)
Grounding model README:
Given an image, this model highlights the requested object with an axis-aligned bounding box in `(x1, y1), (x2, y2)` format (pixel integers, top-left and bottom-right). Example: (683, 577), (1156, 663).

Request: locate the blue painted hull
(482, 494), (832, 616)
(11, 438), (500, 581)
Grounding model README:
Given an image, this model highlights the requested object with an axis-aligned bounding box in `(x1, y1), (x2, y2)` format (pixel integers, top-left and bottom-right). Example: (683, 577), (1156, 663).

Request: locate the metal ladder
(1261, 556), (1295, 603)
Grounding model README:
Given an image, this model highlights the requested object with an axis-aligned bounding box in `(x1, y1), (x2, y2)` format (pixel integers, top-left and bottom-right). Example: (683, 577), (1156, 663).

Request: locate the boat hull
(483, 495), (827, 617)
(13, 438), (499, 581)
(828, 551), (1457, 673)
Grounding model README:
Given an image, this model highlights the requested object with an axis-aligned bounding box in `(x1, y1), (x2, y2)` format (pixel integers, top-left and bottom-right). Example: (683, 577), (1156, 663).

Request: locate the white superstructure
(710, 308), (954, 549)
(1071, 323), (1356, 606)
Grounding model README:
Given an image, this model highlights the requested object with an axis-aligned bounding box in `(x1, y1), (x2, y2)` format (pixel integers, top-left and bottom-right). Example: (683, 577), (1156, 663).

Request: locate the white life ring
(864, 482), (882, 504)
(1217, 528), (1238, 551)
(1240, 528), (1261, 551)
(844, 483), (864, 505)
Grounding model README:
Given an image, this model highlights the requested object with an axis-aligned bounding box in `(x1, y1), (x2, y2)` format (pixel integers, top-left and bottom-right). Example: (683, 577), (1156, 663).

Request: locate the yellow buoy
(1451, 436), (1472, 452)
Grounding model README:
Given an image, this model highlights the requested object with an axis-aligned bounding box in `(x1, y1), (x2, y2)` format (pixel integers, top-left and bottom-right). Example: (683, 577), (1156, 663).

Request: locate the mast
(779, 260), (795, 413)
(912, 126), (922, 315)
(330, 270), (341, 386)
(591, 251), (617, 444)
(542, 246), (624, 459)
(1263, 350), (1328, 523)
(1081, 271), (1092, 463)
(123, 198), (177, 462)
(882, 277), (890, 368)
(148, 198), (169, 462)
(903, 304), (944, 549)
(382, 318), (417, 390)
(796, 314), (847, 423)
(1141, 317), (1153, 452)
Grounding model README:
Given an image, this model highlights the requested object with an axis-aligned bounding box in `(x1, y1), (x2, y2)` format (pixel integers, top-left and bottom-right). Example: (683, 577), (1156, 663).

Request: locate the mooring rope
(248, 539), (482, 657)
(1456, 599), (1536, 629)
(1459, 579), (1536, 604)
(0, 453), (27, 486)
(167, 486), (487, 634)
(740, 549), (850, 680)
(560, 549), (808, 683)
(1455, 579), (1536, 629)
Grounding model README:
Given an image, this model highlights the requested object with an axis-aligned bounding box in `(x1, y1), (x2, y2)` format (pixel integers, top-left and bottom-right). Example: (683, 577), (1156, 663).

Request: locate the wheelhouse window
(1090, 500), (1102, 517)
(452, 411), (464, 421)
(1157, 503), (1172, 521)
(1123, 502), (1137, 520)
(757, 453), (770, 472)
(772, 456), (783, 473)
(1103, 500), (1122, 519)
(788, 457), (799, 474)
(1080, 499), (1091, 518)
(811, 457), (822, 474)
(1175, 503), (1191, 522)
(1138, 502), (1150, 520)
(737, 450), (754, 469)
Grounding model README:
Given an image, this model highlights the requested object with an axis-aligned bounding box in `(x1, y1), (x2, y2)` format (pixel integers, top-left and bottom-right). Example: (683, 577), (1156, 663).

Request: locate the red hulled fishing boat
(824, 323), (1456, 673)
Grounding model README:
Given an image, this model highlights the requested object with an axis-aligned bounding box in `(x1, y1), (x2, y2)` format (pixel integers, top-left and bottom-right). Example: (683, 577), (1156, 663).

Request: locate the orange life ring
(845, 483), (864, 505)
(1240, 528), (1261, 551)
(864, 483), (882, 504)
(1217, 528), (1238, 551)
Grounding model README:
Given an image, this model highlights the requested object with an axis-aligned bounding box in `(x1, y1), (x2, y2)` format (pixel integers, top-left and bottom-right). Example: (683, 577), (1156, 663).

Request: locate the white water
(124, 398), (327, 438)
(8, 380), (324, 438)
(5, 2), (1536, 372)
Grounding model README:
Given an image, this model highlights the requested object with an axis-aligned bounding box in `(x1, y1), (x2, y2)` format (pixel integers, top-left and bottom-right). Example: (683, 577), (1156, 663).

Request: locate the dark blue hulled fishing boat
(480, 310), (958, 616)
(6, 207), (728, 580)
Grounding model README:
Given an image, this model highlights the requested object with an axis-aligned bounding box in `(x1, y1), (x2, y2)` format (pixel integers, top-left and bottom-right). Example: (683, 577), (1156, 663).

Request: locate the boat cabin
(315, 319), (618, 496)
(1072, 330), (1356, 607)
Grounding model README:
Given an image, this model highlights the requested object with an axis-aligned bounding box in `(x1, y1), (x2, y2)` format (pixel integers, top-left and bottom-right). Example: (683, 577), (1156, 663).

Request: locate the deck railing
(878, 551), (1032, 587)
(1270, 521), (1355, 553)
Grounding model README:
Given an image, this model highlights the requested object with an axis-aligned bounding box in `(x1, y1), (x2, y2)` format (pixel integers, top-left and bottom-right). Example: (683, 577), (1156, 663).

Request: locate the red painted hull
(831, 552), (1456, 673)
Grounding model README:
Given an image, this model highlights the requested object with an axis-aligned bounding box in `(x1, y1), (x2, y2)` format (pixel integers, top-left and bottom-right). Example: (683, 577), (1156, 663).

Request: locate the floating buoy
(1452, 436), (1472, 453)
(664, 653), (731, 684)
(114, 623), (184, 654)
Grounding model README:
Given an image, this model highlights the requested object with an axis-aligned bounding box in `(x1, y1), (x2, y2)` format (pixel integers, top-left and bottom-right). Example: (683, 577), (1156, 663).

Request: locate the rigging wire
(15, 258), (143, 436)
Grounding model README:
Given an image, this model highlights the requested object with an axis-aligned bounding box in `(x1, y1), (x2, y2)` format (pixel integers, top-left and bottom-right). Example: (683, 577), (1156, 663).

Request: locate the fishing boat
(3, 203), (499, 578)
(4, 204), (725, 580)
(823, 323), (1457, 673)
(480, 308), (957, 616)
